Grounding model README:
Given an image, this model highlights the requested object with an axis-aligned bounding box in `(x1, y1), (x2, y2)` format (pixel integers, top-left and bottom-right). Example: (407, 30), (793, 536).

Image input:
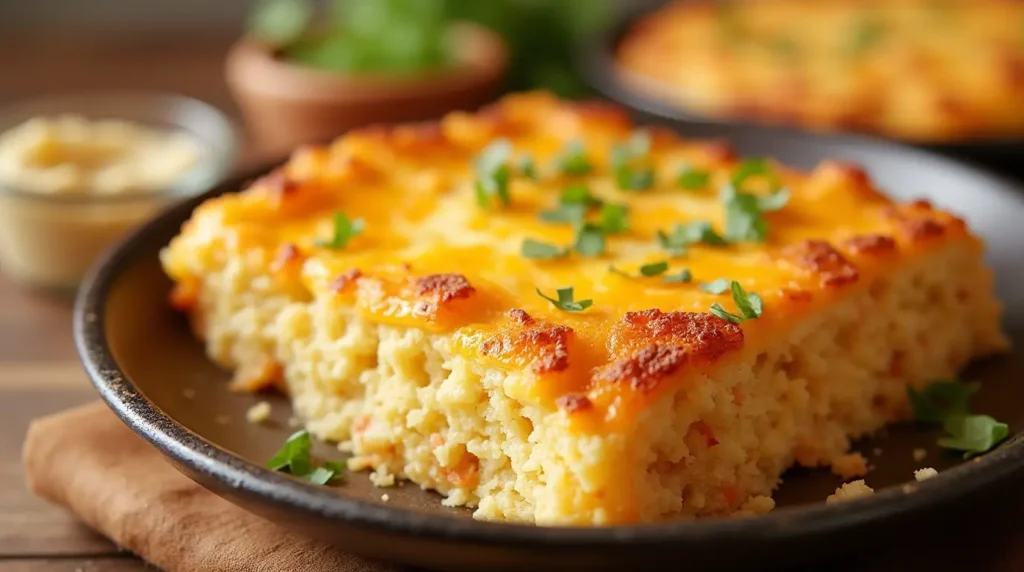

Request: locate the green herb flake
(598, 203), (630, 234)
(317, 212), (365, 249)
(555, 140), (593, 176)
(305, 466), (339, 485)
(266, 430), (346, 485)
(908, 381), (979, 424)
(731, 158), (781, 189)
(266, 430), (313, 475)
(721, 184), (789, 243)
(706, 280), (762, 323)
(938, 415), (1009, 459)
(640, 261), (669, 276)
(699, 278), (731, 295)
(573, 224), (606, 257)
(657, 230), (687, 257)
(730, 280), (763, 320)
(616, 166), (656, 191)
(907, 380), (1007, 458)
(610, 261), (669, 279)
(677, 166), (711, 190)
(657, 221), (728, 255)
(521, 239), (569, 260)
(536, 286), (593, 312)
(709, 303), (743, 323)
(519, 155), (538, 180)
(474, 139), (514, 208)
(539, 204), (587, 224)
(611, 130), (656, 192)
(561, 184), (600, 206)
(540, 186), (603, 225)
(662, 269), (693, 284)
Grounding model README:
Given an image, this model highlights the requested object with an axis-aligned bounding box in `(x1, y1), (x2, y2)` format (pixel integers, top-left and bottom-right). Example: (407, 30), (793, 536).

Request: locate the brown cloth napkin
(23, 402), (398, 572)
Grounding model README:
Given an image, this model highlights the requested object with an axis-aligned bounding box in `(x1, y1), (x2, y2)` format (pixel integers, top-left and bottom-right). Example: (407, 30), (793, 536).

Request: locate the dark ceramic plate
(577, 3), (1024, 166)
(75, 124), (1024, 572)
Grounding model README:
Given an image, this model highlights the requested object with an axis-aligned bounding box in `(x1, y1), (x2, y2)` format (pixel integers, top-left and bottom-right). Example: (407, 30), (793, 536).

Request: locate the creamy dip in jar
(0, 94), (237, 291)
(0, 115), (202, 196)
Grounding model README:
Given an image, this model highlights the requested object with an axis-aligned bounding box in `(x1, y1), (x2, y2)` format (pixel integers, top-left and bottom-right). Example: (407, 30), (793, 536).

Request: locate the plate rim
(74, 143), (1024, 548)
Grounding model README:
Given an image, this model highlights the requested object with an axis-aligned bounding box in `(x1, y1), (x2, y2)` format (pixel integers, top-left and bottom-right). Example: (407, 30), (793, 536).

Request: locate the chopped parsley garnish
(611, 130), (655, 191)
(534, 188), (626, 258)
(677, 166), (710, 190)
(306, 462), (346, 485)
(598, 203), (630, 234)
(731, 158), (781, 189)
(715, 159), (792, 242)
(573, 223), (607, 257)
(539, 204), (587, 224)
(908, 380), (1008, 458)
(266, 430), (345, 485)
(616, 166), (656, 191)
(266, 430), (313, 475)
(662, 269), (693, 284)
(317, 212), (365, 249)
(555, 140), (594, 176)
(657, 221), (728, 256)
(639, 260), (669, 276)
(539, 185), (601, 224)
(699, 278), (731, 294)
(908, 380), (978, 423)
(474, 139), (513, 208)
(536, 286), (592, 312)
(610, 260), (669, 278)
(708, 281), (762, 323)
(561, 184), (601, 206)
(938, 415), (1009, 459)
(521, 239), (569, 260)
(519, 155), (538, 180)
(721, 185), (790, 243)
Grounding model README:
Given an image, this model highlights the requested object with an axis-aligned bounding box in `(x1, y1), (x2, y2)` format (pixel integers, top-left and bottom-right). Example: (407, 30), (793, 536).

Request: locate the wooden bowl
(225, 22), (508, 154)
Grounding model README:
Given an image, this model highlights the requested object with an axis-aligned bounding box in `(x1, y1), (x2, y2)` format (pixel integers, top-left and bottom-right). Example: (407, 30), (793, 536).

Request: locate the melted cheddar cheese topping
(166, 92), (973, 429)
(616, 0), (1024, 142)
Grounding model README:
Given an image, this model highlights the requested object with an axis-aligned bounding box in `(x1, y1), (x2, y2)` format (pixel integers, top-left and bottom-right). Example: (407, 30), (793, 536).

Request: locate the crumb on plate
(246, 401), (272, 424)
(826, 480), (875, 504)
(914, 467), (938, 482)
(370, 468), (396, 487)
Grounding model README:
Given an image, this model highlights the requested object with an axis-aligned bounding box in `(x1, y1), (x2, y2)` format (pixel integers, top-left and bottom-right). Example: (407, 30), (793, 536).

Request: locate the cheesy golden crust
(161, 92), (1007, 524)
(616, 0), (1024, 142)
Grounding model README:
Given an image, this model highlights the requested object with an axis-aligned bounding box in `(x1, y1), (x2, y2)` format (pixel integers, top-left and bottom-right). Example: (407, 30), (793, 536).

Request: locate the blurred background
(1, 0), (1022, 293)
(0, 0), (638, 122)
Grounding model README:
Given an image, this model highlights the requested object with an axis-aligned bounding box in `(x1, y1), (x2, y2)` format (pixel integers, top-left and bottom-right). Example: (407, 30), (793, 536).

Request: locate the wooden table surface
(4, 28), (1024, 572)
